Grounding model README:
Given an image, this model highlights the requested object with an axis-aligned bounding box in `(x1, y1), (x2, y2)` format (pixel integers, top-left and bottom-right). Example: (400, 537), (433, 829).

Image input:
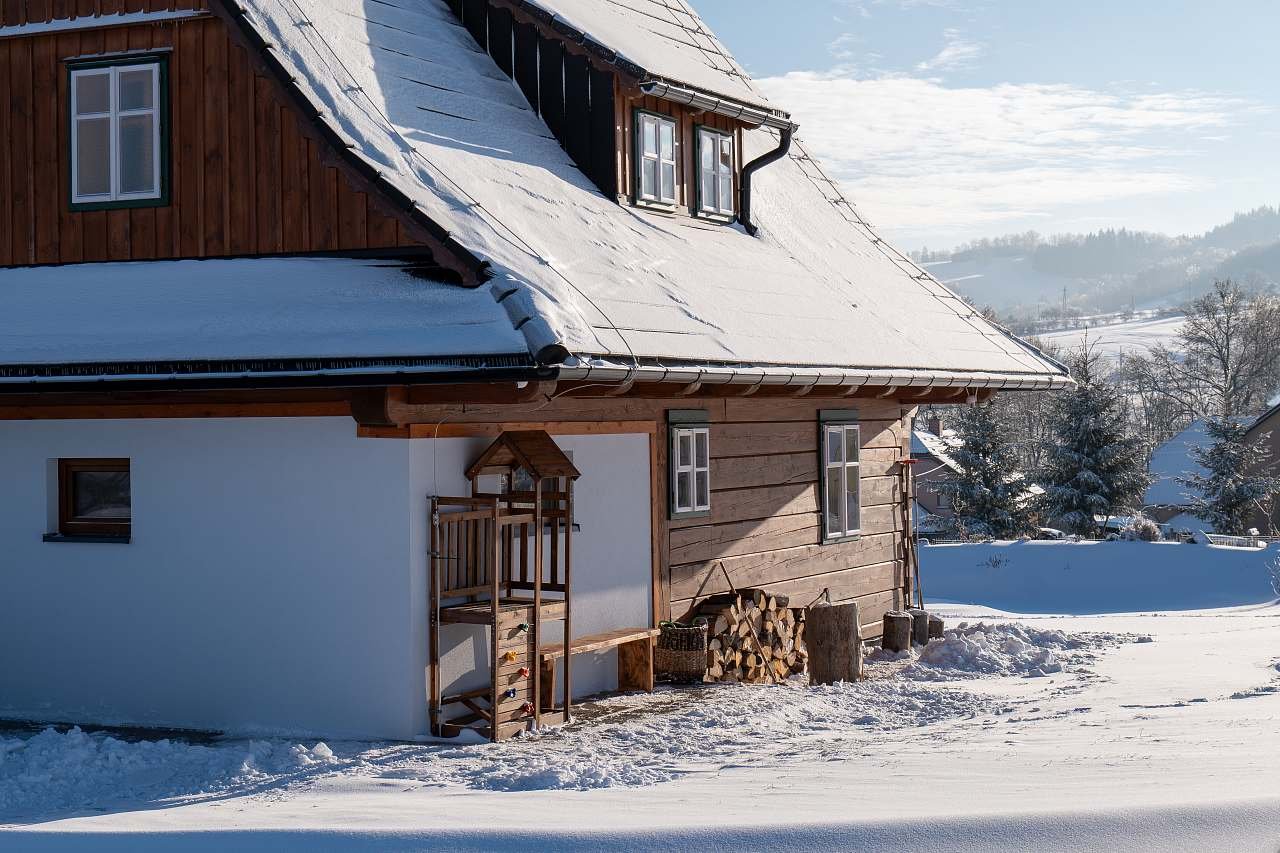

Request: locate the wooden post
(428, 497), (440, 736)
(532, 477), (542, 728)
(489, 502), (501, 742)
(882, 610), (912, 653)
(928, 614), (945, 640)
(563, 477), (574, 722)
(806, 602), (862, 684)
(908, 608), (930, 646)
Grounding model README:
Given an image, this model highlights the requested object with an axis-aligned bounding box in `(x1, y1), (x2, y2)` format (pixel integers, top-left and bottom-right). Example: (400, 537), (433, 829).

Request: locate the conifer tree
(935, 401), (1036, 539)
(1037, 348), (1151, 536)
(1180, 419), (1280, 534)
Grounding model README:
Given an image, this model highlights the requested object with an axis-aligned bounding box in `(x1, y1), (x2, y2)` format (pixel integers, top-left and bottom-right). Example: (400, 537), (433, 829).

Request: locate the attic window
(70, 57), (168, 210)
(637, 112), (677, 205)
(697, 128), (734, 217)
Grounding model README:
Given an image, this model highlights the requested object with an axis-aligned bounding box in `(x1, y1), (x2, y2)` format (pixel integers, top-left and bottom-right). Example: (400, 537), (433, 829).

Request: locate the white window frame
(670, 425), (711, 516)
(71, 61), (163, 205)
(697, 127), (735, 217)
(822, 422), (861, 540)
(636, 111), (678, 206)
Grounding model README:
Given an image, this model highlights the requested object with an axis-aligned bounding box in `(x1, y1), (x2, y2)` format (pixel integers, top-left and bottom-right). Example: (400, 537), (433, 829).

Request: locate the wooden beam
(356, 420), (657, 439)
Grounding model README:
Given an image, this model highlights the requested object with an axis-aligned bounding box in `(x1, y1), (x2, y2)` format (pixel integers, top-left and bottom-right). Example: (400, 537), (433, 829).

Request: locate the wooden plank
(539, 627), (660, 660)
(336, 178), (367, 250)
(9, 37), (34, 265)
(712, 452), (815, 491)
(669, 533), (899, 603)
(201, 17), (227, 255)
(0, 39), (12, 267)
(31, 33), (59, 263)
(176, 16), (201, 255)
(280, 107), (308, 251)
(722, 398), (900, 423)
(617, 636), (654, 692)
(397, 421), (656, 438)
(673, 560), (900, 621)
(670, 513), (821, 565)
(226, 39), (254, 254)
(253, 74), (282, 253)
(307, 139), (337, 250)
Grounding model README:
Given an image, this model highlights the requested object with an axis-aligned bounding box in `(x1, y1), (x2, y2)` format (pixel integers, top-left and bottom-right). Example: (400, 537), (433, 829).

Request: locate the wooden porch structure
(428, 431), (580, 741)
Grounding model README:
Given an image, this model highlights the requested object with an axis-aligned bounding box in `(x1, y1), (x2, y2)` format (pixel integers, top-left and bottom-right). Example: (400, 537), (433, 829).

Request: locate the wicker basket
(655, 620), (709, 684)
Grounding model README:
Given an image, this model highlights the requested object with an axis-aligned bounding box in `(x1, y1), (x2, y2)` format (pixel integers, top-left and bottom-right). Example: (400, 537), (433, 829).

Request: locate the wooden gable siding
(0, 5), (420, 267)
(452, 0), (619, 200)
(354, 391), (912, 638)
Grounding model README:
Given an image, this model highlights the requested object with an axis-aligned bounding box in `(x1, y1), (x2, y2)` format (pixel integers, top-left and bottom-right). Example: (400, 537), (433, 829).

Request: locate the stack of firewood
(695, 589), (807, 684)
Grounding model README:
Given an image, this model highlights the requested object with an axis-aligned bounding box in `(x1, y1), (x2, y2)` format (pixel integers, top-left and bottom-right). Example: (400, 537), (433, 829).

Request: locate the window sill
(695, 211), (736, 224)
(69, 197), (169, 213)
(822, 532), (862, 545)
(43, 533), (131, 545)
(633, 198), (680, 214)
(670, 509), (712, 521)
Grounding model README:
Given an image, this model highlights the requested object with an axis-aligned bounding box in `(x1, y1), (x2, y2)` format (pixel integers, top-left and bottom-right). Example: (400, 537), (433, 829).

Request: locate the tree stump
(928, 615), (945, 640)
(807, 602), (861, 684)
(882, 610), (912, 653)
(908, 608), (930, 646)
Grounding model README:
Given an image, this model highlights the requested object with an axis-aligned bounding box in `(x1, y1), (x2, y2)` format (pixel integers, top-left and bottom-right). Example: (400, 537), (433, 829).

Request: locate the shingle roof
(225, 0), (1069, 388)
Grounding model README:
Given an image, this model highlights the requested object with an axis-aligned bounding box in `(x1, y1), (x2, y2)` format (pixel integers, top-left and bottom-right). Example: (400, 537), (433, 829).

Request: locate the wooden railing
(432, 495), (569, 599)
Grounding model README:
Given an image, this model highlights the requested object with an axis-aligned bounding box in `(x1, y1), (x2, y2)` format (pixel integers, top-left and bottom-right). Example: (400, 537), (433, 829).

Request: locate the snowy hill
(1037, 315), (1184, 360)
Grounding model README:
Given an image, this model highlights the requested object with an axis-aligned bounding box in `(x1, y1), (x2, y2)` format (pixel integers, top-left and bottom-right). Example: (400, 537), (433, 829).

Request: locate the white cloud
(757, 71), (1254, 246)
(916, 29), (984, 73)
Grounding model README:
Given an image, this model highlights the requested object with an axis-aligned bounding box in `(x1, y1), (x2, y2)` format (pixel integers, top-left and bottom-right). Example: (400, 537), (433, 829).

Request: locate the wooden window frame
(57, 458), (131, 539)
(634, 108), (679, 209)
(68, 53), (171, 212)
(819, 411), (861, 543)
(695, 125), (735, 219)
(668, 410), (711, 519)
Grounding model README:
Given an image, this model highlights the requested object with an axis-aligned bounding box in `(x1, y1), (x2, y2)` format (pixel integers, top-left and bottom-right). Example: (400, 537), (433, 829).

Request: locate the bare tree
(1126, 280), (1280, 421)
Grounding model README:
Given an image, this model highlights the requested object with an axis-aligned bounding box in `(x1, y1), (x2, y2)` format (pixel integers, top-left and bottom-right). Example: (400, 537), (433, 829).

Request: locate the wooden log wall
(0, 3), (422, 267)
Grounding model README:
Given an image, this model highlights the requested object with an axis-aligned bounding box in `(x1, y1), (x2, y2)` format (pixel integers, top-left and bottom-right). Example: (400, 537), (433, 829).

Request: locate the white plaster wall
(0, 417), (422, 739)
(410, 433), (653, 728)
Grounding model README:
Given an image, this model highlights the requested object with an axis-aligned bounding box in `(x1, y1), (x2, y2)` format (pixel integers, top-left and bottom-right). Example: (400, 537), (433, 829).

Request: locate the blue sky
(694, 0), (1280, 250)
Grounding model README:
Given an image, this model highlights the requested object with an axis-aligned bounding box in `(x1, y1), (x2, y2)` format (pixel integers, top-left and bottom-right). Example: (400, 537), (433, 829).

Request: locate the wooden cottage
(0, 0), (1069, 740)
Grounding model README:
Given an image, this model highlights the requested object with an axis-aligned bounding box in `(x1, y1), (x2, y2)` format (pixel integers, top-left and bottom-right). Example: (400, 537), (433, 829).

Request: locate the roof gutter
(739, 126), (793, 237)
(553, 360), (1074, 393)
(638, 80), (794, 132)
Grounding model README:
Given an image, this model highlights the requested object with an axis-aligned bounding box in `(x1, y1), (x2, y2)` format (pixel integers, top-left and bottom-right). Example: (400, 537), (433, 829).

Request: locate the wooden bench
(538, 627), (660, 708)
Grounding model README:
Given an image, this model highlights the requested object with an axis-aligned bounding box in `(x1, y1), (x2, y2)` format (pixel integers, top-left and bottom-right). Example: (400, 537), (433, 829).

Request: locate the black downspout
(739, 126), (794, 236)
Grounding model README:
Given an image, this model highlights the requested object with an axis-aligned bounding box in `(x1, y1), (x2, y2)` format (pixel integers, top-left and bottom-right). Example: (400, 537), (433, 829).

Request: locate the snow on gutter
(0, 9), (208, 39)
(555, 359), (1073, 392)
(639, 81), (795, 132)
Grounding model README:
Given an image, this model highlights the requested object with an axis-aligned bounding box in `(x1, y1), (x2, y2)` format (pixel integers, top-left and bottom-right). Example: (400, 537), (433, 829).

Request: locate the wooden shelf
(438, 597), (566, 625)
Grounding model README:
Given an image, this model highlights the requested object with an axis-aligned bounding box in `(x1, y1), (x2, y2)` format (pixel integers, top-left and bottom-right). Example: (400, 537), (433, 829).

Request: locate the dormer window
(697, 128), (735, 217)
(70, 57), (168, 210)
(636, 111), (677, 205)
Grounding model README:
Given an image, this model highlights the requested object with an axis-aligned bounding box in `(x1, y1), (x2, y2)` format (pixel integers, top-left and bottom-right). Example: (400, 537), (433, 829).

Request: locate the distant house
(1245, 404), (1280, 533)
(0, 0), (1068, 741)
(1143, 421), (1211, 529)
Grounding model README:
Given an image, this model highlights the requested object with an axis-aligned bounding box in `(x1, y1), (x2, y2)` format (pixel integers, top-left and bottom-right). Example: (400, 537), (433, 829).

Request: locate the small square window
(636, 112), (678, 206)
(697, 128), (735, 217)
(58, 459), (131, 538)
(70, 58), (168, 210)
(669, 412), (711, 518)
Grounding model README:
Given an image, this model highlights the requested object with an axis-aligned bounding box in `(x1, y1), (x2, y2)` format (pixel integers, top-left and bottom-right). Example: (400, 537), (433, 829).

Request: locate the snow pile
(0, 727), (335, 817)
(903, 622), (1135, 679)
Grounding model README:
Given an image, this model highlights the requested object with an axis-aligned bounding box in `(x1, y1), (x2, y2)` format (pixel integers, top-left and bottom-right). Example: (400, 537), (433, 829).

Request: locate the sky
(693, 0), (1280, 251)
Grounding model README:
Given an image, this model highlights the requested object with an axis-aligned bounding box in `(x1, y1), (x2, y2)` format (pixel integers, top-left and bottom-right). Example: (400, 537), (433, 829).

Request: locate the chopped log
(806, 601), (862, 685)
(928, 615), (945, 640)
(908, 608), (930, 647)
(882, 610), (913, 653)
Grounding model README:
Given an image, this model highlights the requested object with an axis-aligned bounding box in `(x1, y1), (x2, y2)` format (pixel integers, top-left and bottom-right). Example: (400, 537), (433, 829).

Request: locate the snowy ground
(1038, 314), (1185, 360)
(5, 546), (1280, 850)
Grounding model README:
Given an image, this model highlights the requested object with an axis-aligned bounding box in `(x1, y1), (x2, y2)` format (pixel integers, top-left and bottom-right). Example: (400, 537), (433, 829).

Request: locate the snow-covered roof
(224, 0), (1068, 388)
(522, 0), (775, 113)
(1144, 421), (1210, 506)
(912, 429), (962, 472)
(0, 258), (528, 379)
